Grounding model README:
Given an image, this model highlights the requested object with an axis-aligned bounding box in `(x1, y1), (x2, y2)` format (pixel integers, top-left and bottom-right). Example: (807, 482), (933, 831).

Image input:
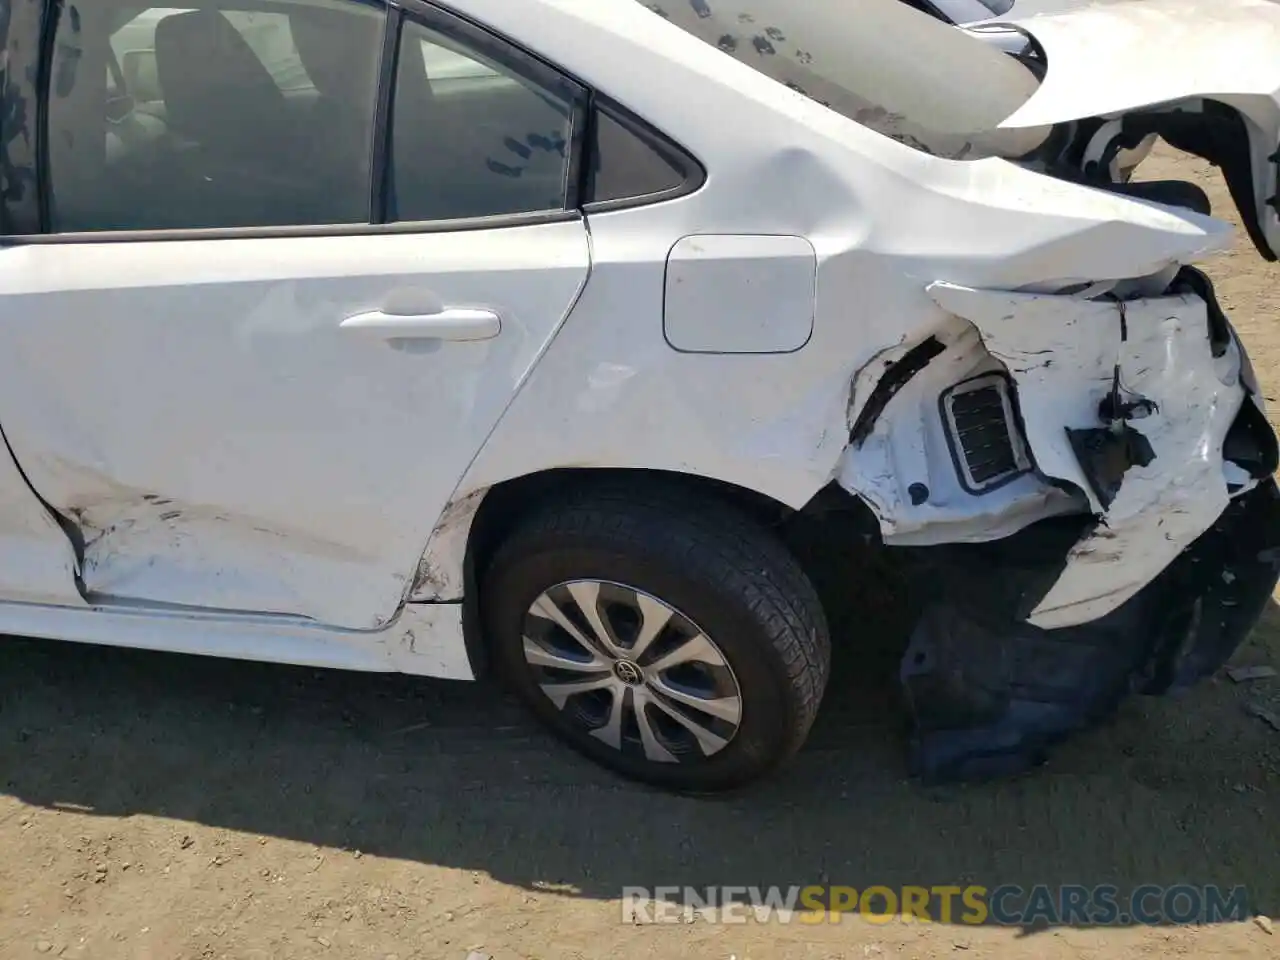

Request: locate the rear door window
(47, 0), (384, 232)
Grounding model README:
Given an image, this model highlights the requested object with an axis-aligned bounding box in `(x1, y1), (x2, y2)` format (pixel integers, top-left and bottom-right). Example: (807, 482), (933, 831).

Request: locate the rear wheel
(481, 484), (831, 792)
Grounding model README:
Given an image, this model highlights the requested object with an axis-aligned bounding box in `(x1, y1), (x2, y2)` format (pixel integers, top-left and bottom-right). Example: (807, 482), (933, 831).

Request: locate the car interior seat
(153, 9), (339, 227)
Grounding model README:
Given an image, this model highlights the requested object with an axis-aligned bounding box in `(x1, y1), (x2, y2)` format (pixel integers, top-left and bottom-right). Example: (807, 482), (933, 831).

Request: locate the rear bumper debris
(900, 477), (1280, 783)
(925, 273), (1262, 629)
(835, 256), (1279, 782)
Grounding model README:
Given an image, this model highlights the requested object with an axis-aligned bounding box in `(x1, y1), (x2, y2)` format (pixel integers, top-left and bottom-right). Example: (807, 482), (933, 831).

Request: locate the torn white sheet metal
(70, 493), (400, 622)
(408, 488), (485, 602)
(0, 441), (83, 607)
(928, 282), (1244, 629)
(997, 0), (1280, 131)
(995, 0), (1280, 258)
(838, 319), (1081, 546)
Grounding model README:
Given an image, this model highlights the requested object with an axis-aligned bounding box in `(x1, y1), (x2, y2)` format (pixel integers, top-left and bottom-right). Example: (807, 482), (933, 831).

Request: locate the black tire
(480, 482), (831, 793)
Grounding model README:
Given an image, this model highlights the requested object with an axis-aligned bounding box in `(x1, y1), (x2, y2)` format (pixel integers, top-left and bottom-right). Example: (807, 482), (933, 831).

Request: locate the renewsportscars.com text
(621, 884), (1251, 926)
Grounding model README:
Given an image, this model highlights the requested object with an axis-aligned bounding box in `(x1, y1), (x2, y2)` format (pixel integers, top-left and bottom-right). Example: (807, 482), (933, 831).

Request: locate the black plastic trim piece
(0, 208), (581, 244)
(561, 80), (589, 213)
(938, 371), (1033, 497)
(574, 88), (599, 211)
(1174, 264), (1232, 358)
(33, 0), (58, 233)
(369, 7), (401, 225)
(901, 479), (1280, 783)
(1223, 395), (1280, 481)
(849, 337), (945, 447)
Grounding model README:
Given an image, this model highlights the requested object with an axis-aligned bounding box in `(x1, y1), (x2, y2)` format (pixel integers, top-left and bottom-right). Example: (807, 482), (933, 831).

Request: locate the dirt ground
(4, 147), (1280, 960)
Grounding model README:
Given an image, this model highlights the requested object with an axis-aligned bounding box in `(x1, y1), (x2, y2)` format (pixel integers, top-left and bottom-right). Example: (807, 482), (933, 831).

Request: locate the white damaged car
(3, 0), (1280, 790)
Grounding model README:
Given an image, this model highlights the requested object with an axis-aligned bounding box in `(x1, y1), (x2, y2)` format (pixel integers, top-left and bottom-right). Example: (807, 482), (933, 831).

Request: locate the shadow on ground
(1, 578), (1278, 931)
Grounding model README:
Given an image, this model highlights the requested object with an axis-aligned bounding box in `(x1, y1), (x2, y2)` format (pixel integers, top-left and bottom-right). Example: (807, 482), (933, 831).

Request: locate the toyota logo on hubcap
(614, 659), (644, 686)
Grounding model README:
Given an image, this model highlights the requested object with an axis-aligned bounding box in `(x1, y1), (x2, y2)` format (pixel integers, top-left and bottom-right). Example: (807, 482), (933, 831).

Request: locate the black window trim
(369, 5), (401, 224)
(9, 208), (584, 244)
(2, 0), (703, 245)
(33, 0), (59, 233)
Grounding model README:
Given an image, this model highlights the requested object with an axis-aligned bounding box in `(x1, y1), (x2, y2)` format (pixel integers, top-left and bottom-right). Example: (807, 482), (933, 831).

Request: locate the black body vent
(941, 374), (1032, 494)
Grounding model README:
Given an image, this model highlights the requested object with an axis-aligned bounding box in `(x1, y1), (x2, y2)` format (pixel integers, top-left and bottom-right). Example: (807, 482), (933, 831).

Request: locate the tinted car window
(387, 17), (576, 222)
(47, 0), (383, 232)
(587, 108), (689, 205)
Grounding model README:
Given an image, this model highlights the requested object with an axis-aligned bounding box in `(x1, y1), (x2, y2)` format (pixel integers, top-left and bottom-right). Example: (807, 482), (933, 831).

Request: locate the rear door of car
(0, 0), (591, 629)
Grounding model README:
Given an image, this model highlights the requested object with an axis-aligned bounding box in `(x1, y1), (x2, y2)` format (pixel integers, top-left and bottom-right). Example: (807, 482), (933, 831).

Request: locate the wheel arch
(469, 468), (801, 567)
(414, 467), (879, 680)
(414, 468), (810, 679)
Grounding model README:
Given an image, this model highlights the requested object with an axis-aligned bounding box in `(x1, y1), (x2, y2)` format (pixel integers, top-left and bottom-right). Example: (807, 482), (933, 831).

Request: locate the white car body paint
(440, 0), (1237, 584)
(0, 225), (589, 629)
(3, 0), (1280, 678)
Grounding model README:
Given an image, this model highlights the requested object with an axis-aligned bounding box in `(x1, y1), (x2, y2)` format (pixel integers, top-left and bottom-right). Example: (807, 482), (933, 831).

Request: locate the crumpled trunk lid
(992, 0), (1280, 259)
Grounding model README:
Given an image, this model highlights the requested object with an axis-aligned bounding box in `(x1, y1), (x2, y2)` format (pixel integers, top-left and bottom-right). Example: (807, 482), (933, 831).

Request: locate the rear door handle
(340, 307), (501, 342)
